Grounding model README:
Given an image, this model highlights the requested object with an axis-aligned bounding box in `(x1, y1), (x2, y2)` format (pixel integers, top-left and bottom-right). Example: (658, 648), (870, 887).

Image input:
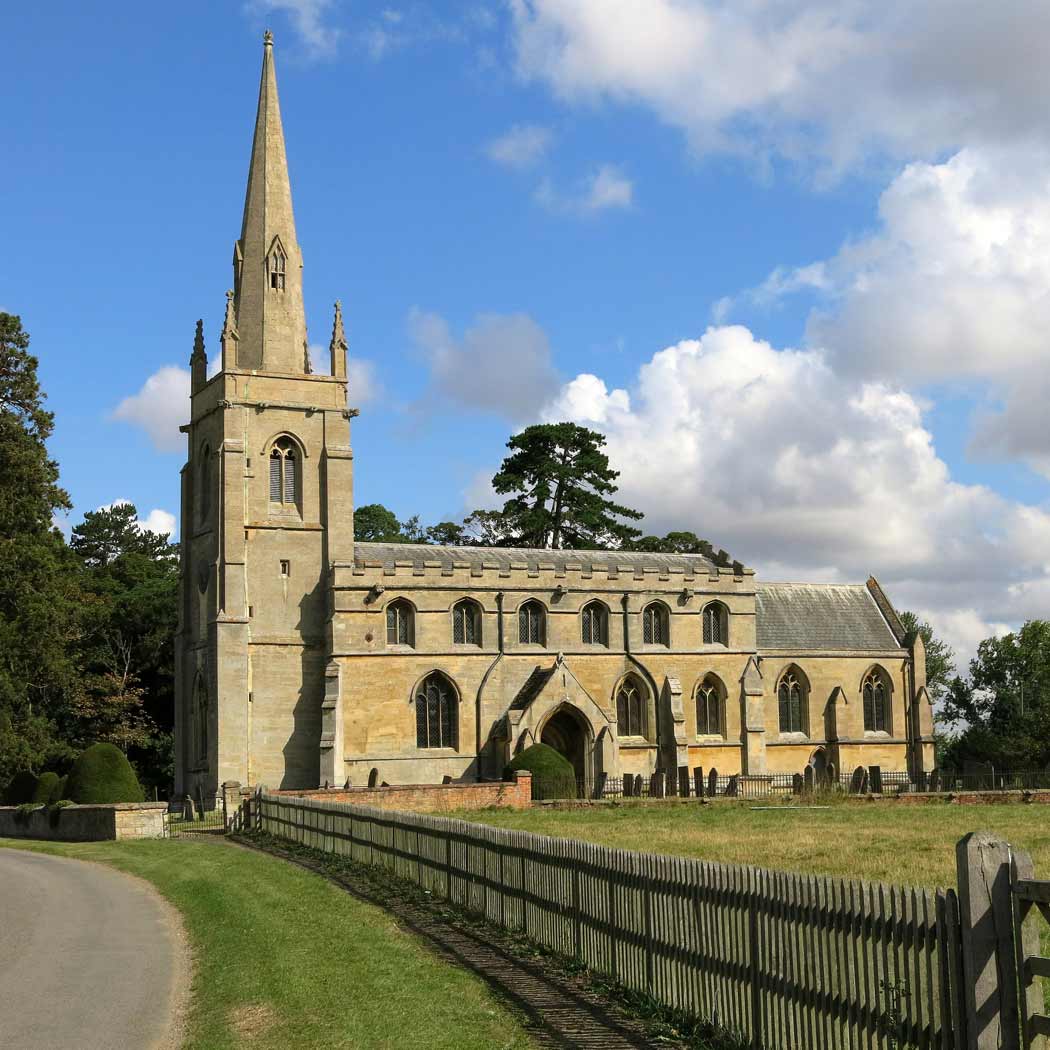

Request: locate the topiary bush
(3, 770), (40, 805)
(504, 742), (578, 800)
(31, 771), (61, 804)
(50, 775), (68, 804)
(65, 743), (145, 804)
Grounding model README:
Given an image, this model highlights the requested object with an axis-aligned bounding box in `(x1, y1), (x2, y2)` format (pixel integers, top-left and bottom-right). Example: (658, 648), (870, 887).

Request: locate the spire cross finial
(264, 29), (274, 46)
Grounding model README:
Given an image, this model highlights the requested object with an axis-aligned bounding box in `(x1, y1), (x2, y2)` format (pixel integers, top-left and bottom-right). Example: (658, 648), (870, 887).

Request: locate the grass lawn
(0, 838), (532, 1050)
(456, 799), (1050, 889)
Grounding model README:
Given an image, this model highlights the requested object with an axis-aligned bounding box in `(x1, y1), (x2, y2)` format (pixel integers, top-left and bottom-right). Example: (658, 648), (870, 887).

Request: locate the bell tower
(175, 33), (355, 799)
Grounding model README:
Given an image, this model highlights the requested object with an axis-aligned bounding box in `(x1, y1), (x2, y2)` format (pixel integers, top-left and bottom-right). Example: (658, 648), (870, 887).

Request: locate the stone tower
(174, 32), (355, 799)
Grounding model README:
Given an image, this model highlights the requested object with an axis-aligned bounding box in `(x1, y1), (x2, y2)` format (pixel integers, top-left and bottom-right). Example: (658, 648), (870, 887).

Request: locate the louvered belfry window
(616, 675), (646, 737)
(581, 601), (608, 646)
(778, 670), (806, 734)
(702, 602), (727, 645)
(696, 675), (724, 736)
(453, 600), (481, 645)
(415, 672), (457, 749)
(386, 599), (414, 647)
(518, 600), (545, 645)
(269, 439), (298, 507)
(642, 603), (669, 646)
(863, 669), (889, 732)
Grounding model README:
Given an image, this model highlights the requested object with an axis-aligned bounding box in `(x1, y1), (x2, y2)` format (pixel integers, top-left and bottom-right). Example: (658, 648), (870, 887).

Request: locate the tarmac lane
(0, 847), (184, 1050)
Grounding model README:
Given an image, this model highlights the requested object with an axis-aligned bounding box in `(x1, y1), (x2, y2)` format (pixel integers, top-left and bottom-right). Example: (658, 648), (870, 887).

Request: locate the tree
(426, 521), (468, 546)
(354, 503), (407, 543)
(0, 313), (78, 783)
(898, 611), (955, 705)
(483, 423), (643, 549)
(629, 531), (715, 556)
(70, 502), (173, 567)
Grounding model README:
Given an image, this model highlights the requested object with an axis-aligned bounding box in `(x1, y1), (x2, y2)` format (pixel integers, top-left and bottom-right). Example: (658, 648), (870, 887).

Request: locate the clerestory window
(518, 600), (545, 645)
(386, 599), (415, 647)
(778, 668), (807, 735)
(452, 599), (482, 646)
(702, 602), (728, 646)
(642, 602), (669, 646)
(581, 601), (608, 646)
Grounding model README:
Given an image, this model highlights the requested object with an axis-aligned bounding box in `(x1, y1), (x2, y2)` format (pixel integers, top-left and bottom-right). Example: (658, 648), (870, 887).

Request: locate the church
(173, 35), (935, 799)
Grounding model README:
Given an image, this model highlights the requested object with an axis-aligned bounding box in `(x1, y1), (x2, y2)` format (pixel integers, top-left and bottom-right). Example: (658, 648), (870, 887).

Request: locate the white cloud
(248, 0), (341, 59)
(537, 324), (1050, 667)
(535, 164), (634, 215)
(409, 308), (560, 420)
(486, 124), (554, 169)
(735, 145), (1050, 475)
(509, 0), (1050, 173)
(110, 366), (189, 453)
(99, 500), (177, 540)
(307, 343), (380, 403)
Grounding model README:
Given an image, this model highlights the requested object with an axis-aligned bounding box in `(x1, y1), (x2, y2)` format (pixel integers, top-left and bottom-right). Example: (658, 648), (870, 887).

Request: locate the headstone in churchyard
(664, 766), (678, 797)
(678, 766), (690, 797)
(593, 771), (608, 799)
(825, 762), (837, 790)
(792, 773), (804, 795)
(343, 777), (352, 789)
(803, 765), (815, 794)
(708, 768), (719, 798)
(916, 770), (927, 793)
(182, 796), (197, 822)
(442, 774), (453, 784)
(929, 769), (940, 792)
(850, 766), (866, 794)
(631, 773), (642, 797)
(868, 765), (883, 794)
(725, 774), (739, 797)
(622, 774), (633, 798)
(650, 771), (666, 798)
(964, 760), (994, 790)
(693, 767), (705, 798)
(368, 768), (379, 788)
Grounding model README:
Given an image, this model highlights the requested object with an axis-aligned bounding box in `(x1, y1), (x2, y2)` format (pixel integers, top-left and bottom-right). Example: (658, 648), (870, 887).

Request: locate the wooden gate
(1012, 852), (1050, 1049)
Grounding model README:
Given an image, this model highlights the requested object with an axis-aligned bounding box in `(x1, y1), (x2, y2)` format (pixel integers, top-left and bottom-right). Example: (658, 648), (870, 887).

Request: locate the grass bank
(0, 838), (532, 1050)
(455, 798), (1050, 888)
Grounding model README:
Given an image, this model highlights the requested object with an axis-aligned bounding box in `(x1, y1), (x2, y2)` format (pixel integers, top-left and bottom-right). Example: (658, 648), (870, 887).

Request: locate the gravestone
(181, 796), (197, 822)
(792, 773), (804, 795)
(441, 774), (453, 784)
(916, 770), (928, 793)
(593, 771), (608, 799)
(708, 768), (719, 798)
(849, 765), (866, 794)
(825, 762), (837, 790)
(803, 765), (815, 794)
(964, 760), (995, 790)
(678, 766), (690, 798)
(724, 774), (739, 798)
(693, 767), (705, 798)
(622, 774), (633, 798)
(650, 771), (666, 798)
(868, 765), (883, 794)
(343, 777), (352, 789)
(929, 769), (941, 792)
(367, 768), (379, 788)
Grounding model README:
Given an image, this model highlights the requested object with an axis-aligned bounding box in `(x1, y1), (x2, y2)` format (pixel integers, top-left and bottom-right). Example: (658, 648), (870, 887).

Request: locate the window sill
(777, 733), (810, 743)
(694, 735), (728, 744)
(416, 748), (460, 755)
(618, 739), (656, 749)
(863, 730), (891, 738)
(386, 644), (416, 652)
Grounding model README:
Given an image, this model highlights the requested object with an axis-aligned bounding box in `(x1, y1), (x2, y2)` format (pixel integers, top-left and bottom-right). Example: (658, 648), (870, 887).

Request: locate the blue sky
(6, 1), (1050, 663)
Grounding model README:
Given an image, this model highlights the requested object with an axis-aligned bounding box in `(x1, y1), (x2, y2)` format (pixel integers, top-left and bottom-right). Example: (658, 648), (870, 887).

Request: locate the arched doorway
(540, 705), (591, 788)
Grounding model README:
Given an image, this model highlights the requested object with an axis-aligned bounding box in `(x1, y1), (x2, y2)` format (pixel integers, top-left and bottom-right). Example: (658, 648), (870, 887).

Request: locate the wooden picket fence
(254, 791), (967, 1049)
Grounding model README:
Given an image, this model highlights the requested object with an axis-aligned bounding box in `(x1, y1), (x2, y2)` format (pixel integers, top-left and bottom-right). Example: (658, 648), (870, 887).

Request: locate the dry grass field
(461, 798), (1050, 889)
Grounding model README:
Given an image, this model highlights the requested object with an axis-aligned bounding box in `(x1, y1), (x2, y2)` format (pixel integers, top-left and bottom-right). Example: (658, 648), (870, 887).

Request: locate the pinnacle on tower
(190, 319), (207, 394)
(230, 31), (306, 373)
(329, 300), (348, 379)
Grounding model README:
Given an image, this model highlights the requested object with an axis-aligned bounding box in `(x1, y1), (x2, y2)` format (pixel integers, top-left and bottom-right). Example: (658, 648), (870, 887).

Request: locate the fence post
(956, 832), (1021, 1050)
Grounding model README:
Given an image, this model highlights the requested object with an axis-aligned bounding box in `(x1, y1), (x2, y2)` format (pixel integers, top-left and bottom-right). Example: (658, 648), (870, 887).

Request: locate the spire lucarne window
(270, 249), (286, 290)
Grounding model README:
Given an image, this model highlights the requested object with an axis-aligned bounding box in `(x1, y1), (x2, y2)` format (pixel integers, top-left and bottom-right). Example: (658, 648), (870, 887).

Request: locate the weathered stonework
(174, 36), (935, 800)
(0, 803), (167, 841)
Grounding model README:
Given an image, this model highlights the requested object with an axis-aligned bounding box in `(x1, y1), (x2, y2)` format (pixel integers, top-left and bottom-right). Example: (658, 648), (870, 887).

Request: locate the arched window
(198, 445), (211, 524)
(192, 675), (208, 766)
(863, 668), (890, 733)
(452, 599), (482, 646)
(386, 599), (415, 647)
(581, 601), (608, 646)
(616, 674), (647, 738)
(269, 437), (298, 507)
(415, 672), (458, 749)
(518, 600), (545, 645)
(778, 668), (807, 735)
(270, 248), (286, 290)
(642, 602), (669, 646)
(702, 602), (728, 646)
(696, 674), (725, 736)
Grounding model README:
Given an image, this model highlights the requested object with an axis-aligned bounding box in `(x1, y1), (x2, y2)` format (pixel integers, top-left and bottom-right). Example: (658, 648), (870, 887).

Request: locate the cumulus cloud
(100, 500), (177, 540)
(409, 308), (560, 420)
(486, 124), (554, 169)
(535, 164), (634, 215)
(248, 0), (341, 59)
(110, 366), (189, 453)
(509, 0), (1050, 172)
(537, 324), (1050, 665)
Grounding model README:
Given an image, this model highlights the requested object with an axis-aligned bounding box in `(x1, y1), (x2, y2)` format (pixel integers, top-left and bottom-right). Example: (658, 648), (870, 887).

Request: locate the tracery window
(581, 601), (608, 646)
(415, 672), (457, 749)
(702, 602), (728, 646)
(269, 438), (298, 507)
(696, 674), (724, 736)
(270, 249), (286, 290)
(778, 668), (807, 735)
(863, 668), (890, 733)
(642, 602), (669, 646)
(452, 599), (481, 646)
(386, 599), (415, 647)
(616, 674), (647, 738)
(518, 600), (545, 645)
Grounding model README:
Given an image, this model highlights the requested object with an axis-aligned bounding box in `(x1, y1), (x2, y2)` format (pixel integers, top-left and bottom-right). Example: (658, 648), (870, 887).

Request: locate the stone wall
(0, 802), (167, 841)
(895, 790), (1050, 805)
(274, 772), (533, 814)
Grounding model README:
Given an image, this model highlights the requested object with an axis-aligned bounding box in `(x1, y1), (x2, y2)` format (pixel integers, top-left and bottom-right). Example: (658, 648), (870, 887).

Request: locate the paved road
(0, 848), (182, 1050)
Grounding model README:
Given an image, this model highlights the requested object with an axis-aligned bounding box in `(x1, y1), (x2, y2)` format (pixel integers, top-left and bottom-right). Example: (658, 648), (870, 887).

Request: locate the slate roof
(510, 667), (556, 711)
(353, 541), (742, 575)
(755, 583), (902, 651)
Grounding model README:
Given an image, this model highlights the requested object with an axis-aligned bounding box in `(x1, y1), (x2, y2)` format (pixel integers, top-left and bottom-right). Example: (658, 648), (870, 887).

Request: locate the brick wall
(0, 802), (167, 841)
(274, 772), (533, 814)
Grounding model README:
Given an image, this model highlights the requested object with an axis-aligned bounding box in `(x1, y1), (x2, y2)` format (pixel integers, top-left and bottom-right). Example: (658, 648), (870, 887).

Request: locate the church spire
(231, 30), (306, 374)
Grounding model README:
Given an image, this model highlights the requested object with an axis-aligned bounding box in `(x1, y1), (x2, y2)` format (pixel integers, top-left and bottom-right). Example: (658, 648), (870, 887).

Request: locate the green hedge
(31, 771), (61, 804)
(65, 743), (144, 804)
(3, 770), (40, 805)
(505, 742), (578, 800)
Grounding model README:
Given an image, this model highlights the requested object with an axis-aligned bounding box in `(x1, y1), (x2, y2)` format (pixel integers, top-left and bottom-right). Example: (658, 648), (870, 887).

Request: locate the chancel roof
(352, 541), (742, 575)
(755, 583), (902, 651)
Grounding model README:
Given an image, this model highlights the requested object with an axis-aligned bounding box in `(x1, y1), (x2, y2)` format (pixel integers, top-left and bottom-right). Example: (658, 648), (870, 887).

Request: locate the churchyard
(460, 798), (1050, 890)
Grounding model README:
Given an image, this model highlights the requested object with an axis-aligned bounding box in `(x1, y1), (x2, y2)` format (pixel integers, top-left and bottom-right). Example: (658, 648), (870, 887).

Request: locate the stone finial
(303, 339), (313, 375)
(264, 29), (274, 46)
(329, 299), (348, 379)
(220, 289), (239, 371)
(190, 319), (207, 393)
